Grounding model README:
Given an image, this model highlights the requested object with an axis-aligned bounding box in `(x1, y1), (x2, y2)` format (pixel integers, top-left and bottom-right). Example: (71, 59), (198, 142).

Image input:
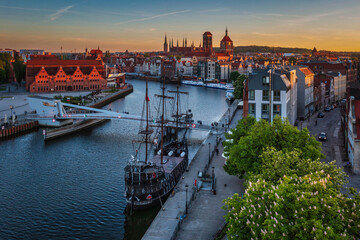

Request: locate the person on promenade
(216, 148), (219, 156)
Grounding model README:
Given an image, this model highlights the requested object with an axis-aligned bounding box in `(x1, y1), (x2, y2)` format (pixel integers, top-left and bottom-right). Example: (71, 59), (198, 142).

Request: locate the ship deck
(149, 155), (185, 174)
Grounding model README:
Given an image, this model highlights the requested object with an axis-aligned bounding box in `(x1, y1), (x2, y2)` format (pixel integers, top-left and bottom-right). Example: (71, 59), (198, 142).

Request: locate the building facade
(345, 82), (360, 174)
(197, 61), (220, 80)
(291, 66), (314, 120)
(245, 68), (297, 125)
(26, 55), (108, 93)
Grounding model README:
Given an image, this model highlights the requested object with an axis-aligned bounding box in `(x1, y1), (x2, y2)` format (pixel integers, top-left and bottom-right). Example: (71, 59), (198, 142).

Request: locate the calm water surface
(0, 79), (228, 239)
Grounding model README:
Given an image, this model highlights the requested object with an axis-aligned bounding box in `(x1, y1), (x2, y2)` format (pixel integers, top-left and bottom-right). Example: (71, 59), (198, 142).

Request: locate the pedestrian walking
(216, 148), (219, 156)
(315, 120), (317, 126)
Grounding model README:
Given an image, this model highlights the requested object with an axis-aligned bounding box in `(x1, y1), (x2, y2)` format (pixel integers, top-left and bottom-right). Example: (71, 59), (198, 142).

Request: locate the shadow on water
(124, 205), (162, 240)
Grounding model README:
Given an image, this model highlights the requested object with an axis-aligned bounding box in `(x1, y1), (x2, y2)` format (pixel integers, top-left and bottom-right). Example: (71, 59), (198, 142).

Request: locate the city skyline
(1, 0), (360, 52)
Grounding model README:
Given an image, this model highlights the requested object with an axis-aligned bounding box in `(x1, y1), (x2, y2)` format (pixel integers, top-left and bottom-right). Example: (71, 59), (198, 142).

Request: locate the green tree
(232, 74), (247, 99)
(13, 58), (26, 83)
(224, 116), (324, 178)
(249, 147), (347, 190)
(223, 172), (360, 239)
(229, 71), (240, 83)
(0, 68), (6, 83)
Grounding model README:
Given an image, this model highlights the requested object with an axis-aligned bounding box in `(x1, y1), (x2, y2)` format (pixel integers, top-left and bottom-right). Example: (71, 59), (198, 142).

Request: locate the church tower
(220, 27), (233, 56)
(163, 34), (168, 53)
(203, 31), (213, 53)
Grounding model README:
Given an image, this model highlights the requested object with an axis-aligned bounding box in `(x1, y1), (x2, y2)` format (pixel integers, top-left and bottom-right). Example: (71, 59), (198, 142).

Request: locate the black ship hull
(124, 142), (188, 211)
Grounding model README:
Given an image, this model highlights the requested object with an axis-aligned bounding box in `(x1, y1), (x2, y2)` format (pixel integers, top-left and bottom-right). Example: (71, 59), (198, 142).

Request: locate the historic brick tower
(220, 27), (233, 55)
(163, 34), (168, 53)
(203, 31), (213, 53)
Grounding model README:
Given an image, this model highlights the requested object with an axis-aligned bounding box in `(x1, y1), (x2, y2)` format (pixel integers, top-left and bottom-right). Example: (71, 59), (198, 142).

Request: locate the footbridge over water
(26, 96), (231, 134)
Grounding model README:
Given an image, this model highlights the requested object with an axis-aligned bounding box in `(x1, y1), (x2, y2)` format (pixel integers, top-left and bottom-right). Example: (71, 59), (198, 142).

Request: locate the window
(274, 90), (280, 101)
(249, 103), (256, 117)
(249, 90), (255, 100)
(273, 104), (281, 116)
(263, 90), (269, 101)
(262, 76), (269, 85)
(261, 104), (269, 120)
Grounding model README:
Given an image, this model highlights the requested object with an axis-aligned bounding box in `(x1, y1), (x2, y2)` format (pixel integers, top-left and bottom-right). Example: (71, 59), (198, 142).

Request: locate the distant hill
(233, 46), (312, 54)
(214, 46), (312, 54)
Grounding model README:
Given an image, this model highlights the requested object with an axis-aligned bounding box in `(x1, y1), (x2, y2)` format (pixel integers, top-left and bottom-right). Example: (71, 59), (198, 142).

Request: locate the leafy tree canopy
(229, 71), (240, 83)
(224, 172), (360, 240)
(249, 147), (347, 190)
(224, 116), (324, 178)
(232, 74), (247, 99)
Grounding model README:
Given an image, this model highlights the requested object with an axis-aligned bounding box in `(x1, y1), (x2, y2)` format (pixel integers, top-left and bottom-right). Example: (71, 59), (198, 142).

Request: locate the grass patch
(0, 87), (6, 91)
(0, 96), (13, 99)
(103, 88), (118, 93)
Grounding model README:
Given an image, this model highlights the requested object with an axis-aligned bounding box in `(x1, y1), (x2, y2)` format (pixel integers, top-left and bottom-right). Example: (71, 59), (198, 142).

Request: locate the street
(303, 108), (360, 190)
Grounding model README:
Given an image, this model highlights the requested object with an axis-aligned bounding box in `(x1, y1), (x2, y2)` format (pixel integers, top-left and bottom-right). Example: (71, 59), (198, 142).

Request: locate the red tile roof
(299, 67), (314, 76)
(27, 59), (104, 67)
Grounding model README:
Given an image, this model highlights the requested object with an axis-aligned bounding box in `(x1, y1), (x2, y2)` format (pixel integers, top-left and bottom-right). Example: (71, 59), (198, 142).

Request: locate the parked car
(324, 106), (331, 112)
(318, 132), (327, 141)
(331, 105), (334, 110)
(317, 112), (325, 118)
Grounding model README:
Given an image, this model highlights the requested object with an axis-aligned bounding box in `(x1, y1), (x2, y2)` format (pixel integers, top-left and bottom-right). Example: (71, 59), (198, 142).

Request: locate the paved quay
(143, 103), (244, 240)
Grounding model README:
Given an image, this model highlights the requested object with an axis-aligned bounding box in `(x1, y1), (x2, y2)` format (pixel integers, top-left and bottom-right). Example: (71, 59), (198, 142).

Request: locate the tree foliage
(224, 116), (324, 178)
(249, 147), (347, 190)
(0, 53), (12, 83)
(233, 74), (247, 99)
(224, 172), (360, 239)
(13, 58), (26, 83)
(229, 71), (240, 83)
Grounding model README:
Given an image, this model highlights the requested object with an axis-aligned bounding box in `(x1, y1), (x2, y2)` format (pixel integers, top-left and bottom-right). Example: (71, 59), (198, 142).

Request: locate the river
(0, 79), (229, 240)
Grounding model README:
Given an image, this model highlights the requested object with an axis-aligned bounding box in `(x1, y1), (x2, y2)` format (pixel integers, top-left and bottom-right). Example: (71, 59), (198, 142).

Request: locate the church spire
(225, 26), (228, 36)
(163, 33), (168, 53)
(185, 37), (187, 47)
(177, 39), (179, 48)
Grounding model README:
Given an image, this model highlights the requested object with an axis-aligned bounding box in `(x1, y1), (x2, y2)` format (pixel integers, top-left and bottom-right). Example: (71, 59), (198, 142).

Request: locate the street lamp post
(185, 184), (189, 215)
(208, 142), (211, 165)
(10, 105), (13, 117)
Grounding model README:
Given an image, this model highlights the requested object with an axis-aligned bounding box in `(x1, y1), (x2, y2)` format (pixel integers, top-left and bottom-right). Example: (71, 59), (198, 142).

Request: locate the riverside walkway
(143, 102), (244, 240)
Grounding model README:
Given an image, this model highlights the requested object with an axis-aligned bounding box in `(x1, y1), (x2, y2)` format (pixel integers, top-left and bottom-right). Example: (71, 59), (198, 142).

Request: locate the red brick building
(26, 55), (108, 93)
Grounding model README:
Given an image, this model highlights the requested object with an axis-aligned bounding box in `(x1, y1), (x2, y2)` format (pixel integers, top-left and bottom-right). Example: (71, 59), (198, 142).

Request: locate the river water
(0, 79), (228, 240)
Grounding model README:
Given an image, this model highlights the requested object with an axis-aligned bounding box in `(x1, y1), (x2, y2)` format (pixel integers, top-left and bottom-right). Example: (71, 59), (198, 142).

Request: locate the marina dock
(142, 100), (241, 240)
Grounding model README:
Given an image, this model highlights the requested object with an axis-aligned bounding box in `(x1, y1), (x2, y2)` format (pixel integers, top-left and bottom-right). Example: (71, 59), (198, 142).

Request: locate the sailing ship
(124, 79), (190, 211)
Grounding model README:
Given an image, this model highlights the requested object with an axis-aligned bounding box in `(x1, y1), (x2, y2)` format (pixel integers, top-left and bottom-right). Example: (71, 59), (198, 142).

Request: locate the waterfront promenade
(143, 104), (244, 240)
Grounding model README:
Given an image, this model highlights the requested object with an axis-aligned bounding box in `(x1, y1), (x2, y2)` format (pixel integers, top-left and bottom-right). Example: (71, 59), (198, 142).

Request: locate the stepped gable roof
(203, 31), (212, 36)
(221, 35), (233, 42)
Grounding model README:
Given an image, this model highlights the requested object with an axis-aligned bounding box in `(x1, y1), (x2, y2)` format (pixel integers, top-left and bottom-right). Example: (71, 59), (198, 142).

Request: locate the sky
(1, 0), (360, 52)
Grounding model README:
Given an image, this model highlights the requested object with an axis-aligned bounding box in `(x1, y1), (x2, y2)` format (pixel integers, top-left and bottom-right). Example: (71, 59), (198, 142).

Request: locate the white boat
(226, 89), (235, 101)
(182, 80), (233, 90)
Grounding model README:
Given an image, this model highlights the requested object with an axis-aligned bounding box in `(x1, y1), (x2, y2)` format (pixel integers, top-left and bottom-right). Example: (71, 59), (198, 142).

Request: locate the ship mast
(145, 78), (149, 163)
(160, 64), (165, 165)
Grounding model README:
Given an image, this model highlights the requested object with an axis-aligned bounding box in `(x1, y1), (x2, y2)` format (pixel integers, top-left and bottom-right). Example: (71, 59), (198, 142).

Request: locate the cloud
(149, 28), (157, 32)
(115, 9), (191, 25)
(0, 5), (55, 12)
(283, 11), (343, 26)
(49, 5), (73, 21)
